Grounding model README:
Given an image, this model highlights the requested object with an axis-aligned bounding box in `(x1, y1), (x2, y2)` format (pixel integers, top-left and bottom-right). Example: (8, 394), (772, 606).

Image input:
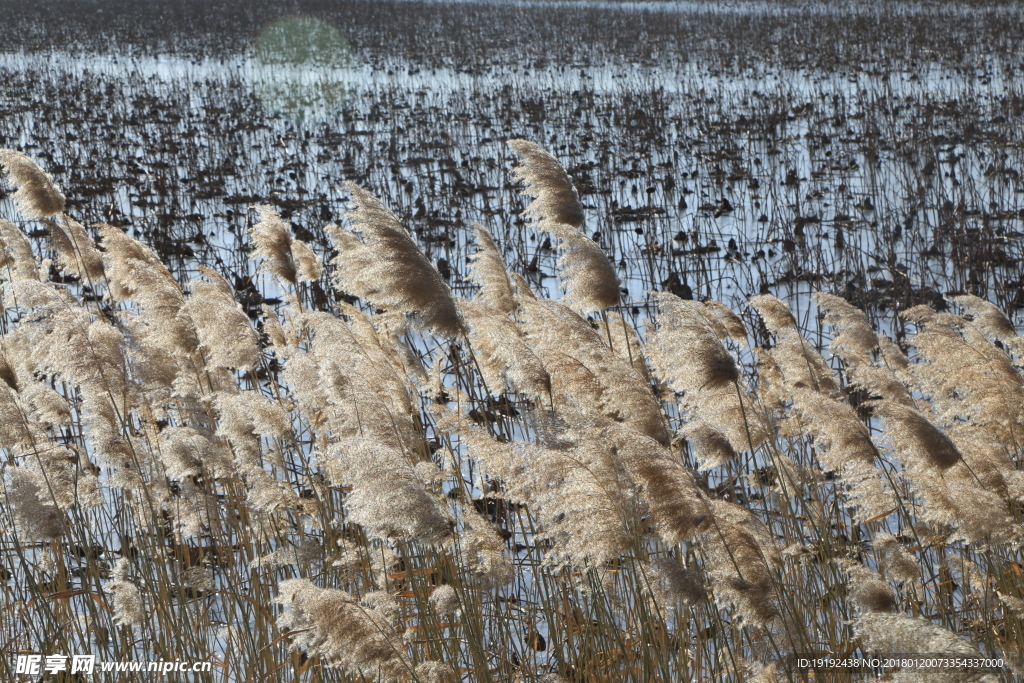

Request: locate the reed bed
(3, 2), (1024, 681)
(0, 141), (1021, 683)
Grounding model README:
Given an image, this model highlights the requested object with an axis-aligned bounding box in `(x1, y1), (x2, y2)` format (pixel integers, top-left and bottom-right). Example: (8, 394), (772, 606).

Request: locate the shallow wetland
(1, 1), (1023, 681)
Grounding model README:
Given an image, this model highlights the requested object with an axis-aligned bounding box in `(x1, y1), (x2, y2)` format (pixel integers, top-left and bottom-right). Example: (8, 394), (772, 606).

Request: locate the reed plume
(456, 504), (515, 588)
(249, 204), (322, 285)
(704, 298), (749, 346)
(550, 229), (622, 312)
(528, 437), (637, 567)
(751, 295), (839, 395)
(748, 294), (797, 333)
(680, 421), (736, 470)
(276, 578), (408, 680)
(216, 391), (292, 471)
(855, 613), (994, 682)
(789, 389), (897, 522)
(836, 332), (917, 405)
(836, 559), (897, 612)
(790, 389), (879, 467)
(612, 427), (710, 544)
(648, 293), (767, 450)
(873, 400), (962, 471)
(329, 182), (466, 338)
(872, 532), (919, 583)
(845, 362), (916, 406)
(44, 216), (105, 281)
(468, 222), (516, 314)
(878, 335), (912, 371)
(649, 293), (740, 390)
(105, 558), (146, 627)
(0, 218), (40, 280)
(765, 328), (841, 395)
(907, 320), (1024, 436)
(701, 500), (780, 628)
(640, 556), (707, 611)
(595, 311), (653, 383)
(99, 223), (199, 355)
(925, 467), (1017, 544)
(508, 139), (620, 311)
(415, 661), (457, 683)
(518, 297), (668, 443)
(285, 308), (419, 449)
(157, 426), (223, 481)
(507, 139), (585, 229)
(452, 412), (636, 567)
(953, 294), (1017, 343)
(184, 266), (261, 370)
(870, 400), (1017, 542)
(460, 299), (551, 400)
(814, 292), (877, 364)
(0, 149), (65, 219)
(325, 438), (453, 544)
(4, 467), (65, 540)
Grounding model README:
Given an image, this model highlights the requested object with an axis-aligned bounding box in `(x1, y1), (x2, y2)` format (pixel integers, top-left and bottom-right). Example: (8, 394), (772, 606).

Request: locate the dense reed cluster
(0, 142), (1021, 682)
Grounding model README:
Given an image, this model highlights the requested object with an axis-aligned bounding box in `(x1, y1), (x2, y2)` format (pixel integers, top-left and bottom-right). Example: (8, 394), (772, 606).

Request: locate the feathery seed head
(276, 578), (406, 678)
(855, 612), (989, 681)
(105, 558), (145, 626)
(47, 216), (105, 281)
(837, 559), (897, 612)
(469, 223), (516, 314)
(330, 183), (467, 338)
(815, 292), (878, 363)
(641, 556), (707, 610)
(508, 139), (585, 229)
(704, 298), (749, 346)
(748, 294), (798, 333)
(250, 205), (298, 284)
(874, 401), (962, 471)
(185, 267), (261, 370)
(552, 227), (622, 311)
(508, 140), (619, 311)
(0, 219), (40, 281)
(650, 292), (741, 391)
(0, 149), (65, 219)
(429, 584), (460, 614)
(681, 421), (737, 471)
(5, 467), (65, 540)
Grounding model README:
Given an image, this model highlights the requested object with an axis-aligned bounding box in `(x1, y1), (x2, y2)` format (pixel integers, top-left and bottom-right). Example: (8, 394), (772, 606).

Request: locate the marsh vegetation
(1, 1), (1023, 681)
